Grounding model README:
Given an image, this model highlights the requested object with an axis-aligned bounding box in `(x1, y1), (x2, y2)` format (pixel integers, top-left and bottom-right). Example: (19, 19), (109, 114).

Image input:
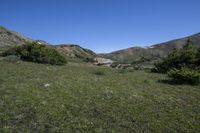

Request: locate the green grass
(0, 60), (200, 132)
(92, 70), (106, 76)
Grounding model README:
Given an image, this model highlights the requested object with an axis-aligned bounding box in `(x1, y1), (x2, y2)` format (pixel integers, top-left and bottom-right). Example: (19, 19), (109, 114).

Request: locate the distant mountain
(100, 32), (200, 63)
(2, 25), (199, 64)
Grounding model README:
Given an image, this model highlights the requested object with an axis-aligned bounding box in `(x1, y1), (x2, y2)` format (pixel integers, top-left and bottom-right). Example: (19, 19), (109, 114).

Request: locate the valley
(0, 25), (200, 132)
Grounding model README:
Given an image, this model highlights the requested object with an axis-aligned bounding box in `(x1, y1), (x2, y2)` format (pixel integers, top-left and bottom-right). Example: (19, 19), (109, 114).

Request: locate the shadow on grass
(158, 79), (198, 86)
(92, 70), (105, 76)
(158, 79), (181, 85)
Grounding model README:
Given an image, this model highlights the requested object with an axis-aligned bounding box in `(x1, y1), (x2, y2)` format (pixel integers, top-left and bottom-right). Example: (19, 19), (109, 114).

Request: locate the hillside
(0, 26), (32, 53)
(55, 44), (97, 61)
(1, 25), (199, 64)
(0, 26), (31, 46)
(101, 33), (200, 63)
(0, 26), (97, 61)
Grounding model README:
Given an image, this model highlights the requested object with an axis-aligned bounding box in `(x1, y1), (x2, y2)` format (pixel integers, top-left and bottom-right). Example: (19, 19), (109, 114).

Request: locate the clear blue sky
(0, 0), (200, 53)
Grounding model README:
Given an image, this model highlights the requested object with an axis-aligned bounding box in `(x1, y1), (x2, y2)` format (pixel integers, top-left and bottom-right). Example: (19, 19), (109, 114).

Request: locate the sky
(0, 0), (200, 53)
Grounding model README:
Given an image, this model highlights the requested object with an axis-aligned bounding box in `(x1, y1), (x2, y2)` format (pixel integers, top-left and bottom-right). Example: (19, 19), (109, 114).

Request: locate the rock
(44, 83), (50, 88)
(94, 57), (114, 67)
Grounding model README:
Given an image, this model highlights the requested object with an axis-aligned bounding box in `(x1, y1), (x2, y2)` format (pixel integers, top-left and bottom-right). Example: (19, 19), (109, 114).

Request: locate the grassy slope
(0, 61), (199, 132)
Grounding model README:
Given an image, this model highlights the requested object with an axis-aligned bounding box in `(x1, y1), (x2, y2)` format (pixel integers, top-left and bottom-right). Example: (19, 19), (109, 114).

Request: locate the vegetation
(92, 70), (105, 76)
(152, 39), (200, 84)
(55, 44), (96, 63)
(153, 40), (196, 73)
(84, 57), (95, 63)
(2, 42), (67, 65)
(2, 55), (21, 62)
(0, 46), (15, 54)
(101, 32), (200, 64)
(168, 67), (200, 85)
(0, 60), (199, 132)
(0, 26), (200, 132)
(196, 48), (200, 66)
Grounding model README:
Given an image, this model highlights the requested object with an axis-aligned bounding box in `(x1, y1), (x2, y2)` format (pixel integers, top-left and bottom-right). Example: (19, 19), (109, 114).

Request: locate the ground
(0, 60), (199, 132)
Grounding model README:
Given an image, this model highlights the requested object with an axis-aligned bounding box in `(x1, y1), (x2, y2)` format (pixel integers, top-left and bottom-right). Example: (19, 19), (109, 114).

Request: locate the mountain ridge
(0, 25), (32, 46)
(1, 25), (200, 63)
(100, 32), (200, 63)
(0, 26), (97, 61)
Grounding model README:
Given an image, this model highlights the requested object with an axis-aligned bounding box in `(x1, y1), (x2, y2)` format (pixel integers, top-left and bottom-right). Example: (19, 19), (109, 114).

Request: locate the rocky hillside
(101, 32), (200, 63)
(0, 26), (97, 61)
(0, 26), (33, 53)
(54, 44), (97, 61)
(0, 26), (31, 46)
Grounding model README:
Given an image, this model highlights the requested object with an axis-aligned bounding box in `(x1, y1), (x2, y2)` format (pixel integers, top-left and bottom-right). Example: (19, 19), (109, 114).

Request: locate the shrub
(118, 69), (127, 74)
(83, 57), (95, 63)
(2, 42), (67, 65)
(195, 48), (200, 65)
(152, 39), (199, 73)
(153, 43), (196, 73)
(1, 47), (21, 56)
(168, 67), (200, 85)
(2, 55), (21, 62)
(152, 39), (200, 85)
(93, 70), (105, 76)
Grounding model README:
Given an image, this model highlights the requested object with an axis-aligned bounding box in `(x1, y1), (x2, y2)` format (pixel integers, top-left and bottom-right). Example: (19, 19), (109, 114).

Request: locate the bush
(1, 47), (21, 56)
(195, 48), (200, 65)
(2, 42), (67, 65)
(93, 70), (105, 76)
(153, 43), (196, 73)
(83, 57), (95, 63)
(168, 67), (200, 85)
(2, 55), (21, 62)
(118, 69), (127, 74)
(152, 39), (200, 85)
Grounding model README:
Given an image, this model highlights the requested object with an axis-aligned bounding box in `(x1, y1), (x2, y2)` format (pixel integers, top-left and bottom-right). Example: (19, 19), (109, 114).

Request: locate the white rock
(44, 83), (50, 87)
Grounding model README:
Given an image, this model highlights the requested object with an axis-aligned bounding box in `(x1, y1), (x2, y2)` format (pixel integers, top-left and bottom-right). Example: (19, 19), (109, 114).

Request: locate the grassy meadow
(0, 60), (200, 132)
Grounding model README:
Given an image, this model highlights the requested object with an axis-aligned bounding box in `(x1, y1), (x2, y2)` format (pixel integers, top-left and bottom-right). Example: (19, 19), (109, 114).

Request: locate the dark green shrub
(152, 39), (200, 85)
(153, 40), (197, 73)
(118, 69), (127, 74)
(132, 57), (150, 65)
(1, 47), (21, 56)
(84, 57), (95, 63)
(195, 48), (200, 65)
(168, 67), (200, 85)
(93, 70), (105, 76)
(2, 42), (67, 65)
(2, 55), (21, 62)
